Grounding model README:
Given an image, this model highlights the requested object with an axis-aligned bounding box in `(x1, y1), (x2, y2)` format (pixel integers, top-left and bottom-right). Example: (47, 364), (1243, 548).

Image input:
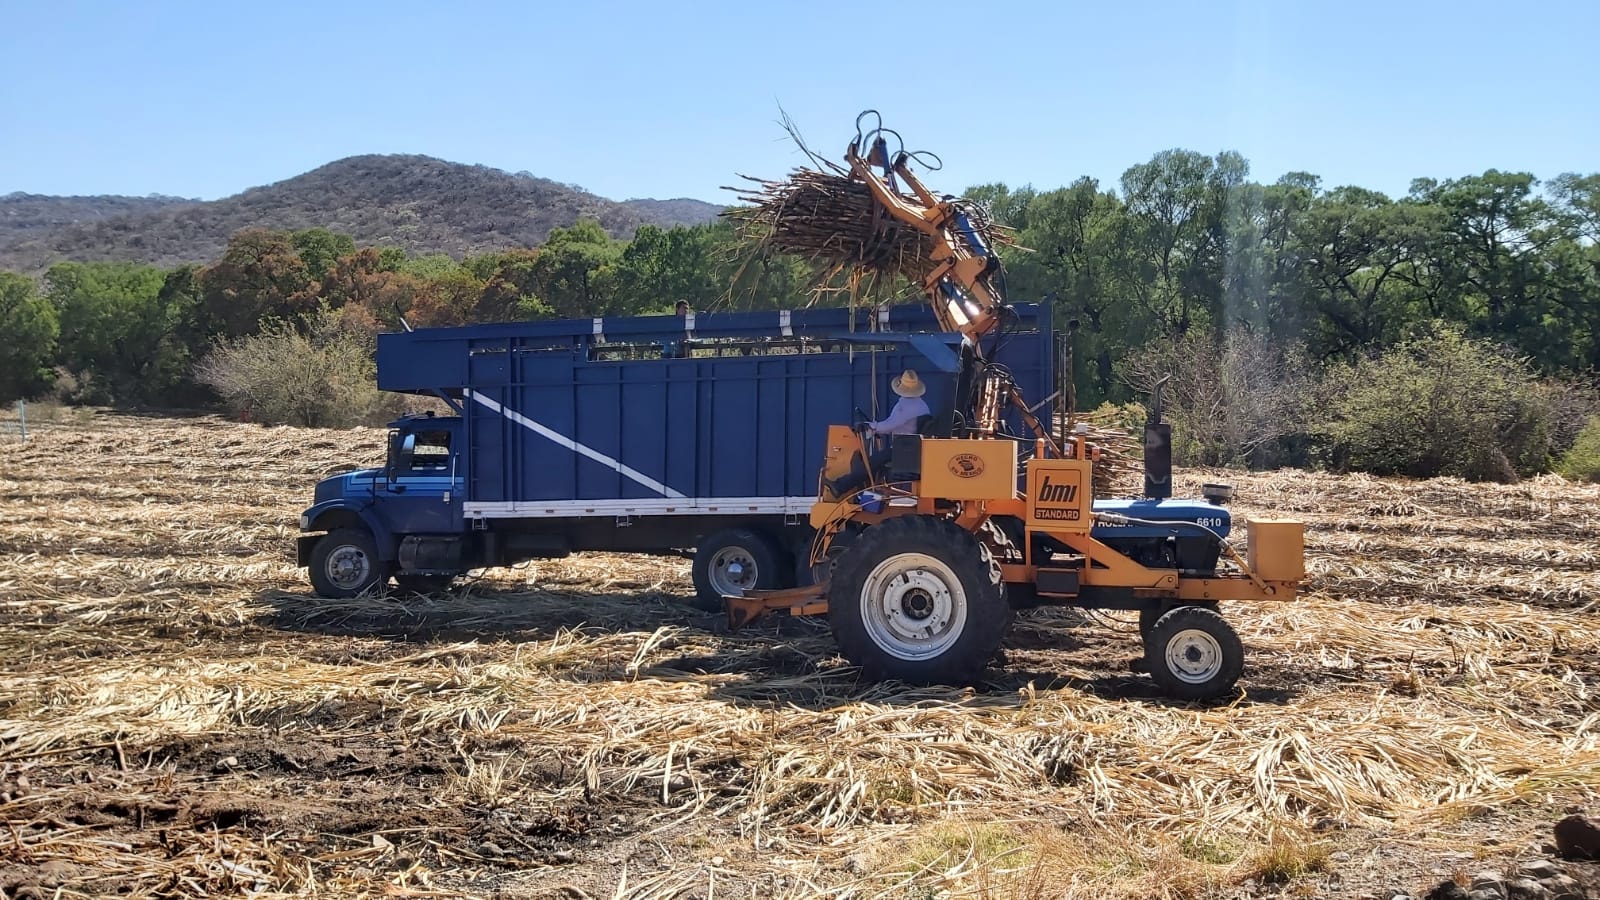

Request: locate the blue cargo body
(298, 302), (1057, 601)
(376, 304), (1054, 517)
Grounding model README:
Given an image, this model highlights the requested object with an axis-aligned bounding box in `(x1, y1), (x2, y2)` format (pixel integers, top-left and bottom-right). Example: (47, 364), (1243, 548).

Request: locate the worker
(864, 369), (929, 437)
(826, 369), (930, 497)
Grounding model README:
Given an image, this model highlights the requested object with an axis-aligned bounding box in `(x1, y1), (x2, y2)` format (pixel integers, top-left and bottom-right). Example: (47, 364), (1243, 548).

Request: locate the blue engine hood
(1091, 498), (1231, 539)
(314, 468), (380, 504)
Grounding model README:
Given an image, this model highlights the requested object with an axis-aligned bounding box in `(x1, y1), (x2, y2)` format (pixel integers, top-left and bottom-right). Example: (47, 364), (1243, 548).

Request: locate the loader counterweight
(1248, 519), (1306, 583)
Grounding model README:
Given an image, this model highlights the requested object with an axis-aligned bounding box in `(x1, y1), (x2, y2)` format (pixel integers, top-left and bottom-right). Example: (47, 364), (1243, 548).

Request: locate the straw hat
(891, 369), (926, 398)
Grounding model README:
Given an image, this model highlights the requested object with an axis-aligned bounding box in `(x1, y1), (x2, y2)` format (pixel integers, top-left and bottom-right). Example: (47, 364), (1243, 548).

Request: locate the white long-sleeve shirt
(869, 396), (931, 437)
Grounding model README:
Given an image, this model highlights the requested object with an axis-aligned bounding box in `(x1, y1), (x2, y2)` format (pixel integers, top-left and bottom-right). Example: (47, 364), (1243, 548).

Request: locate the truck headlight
(299, 515), (309, 530)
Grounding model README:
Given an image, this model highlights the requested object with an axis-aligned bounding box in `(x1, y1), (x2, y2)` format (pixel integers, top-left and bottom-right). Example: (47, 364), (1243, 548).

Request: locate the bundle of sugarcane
(1055, 409), (1144, 496)
(724, 167), (1014, 289)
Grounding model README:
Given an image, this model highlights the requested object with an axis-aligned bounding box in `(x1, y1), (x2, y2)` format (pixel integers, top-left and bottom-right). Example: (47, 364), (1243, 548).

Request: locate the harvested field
(2, 412), (1598, 899)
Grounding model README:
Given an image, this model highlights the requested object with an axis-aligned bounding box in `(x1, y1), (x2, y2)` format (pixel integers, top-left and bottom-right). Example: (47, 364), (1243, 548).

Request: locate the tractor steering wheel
(851, 407), (871, 433)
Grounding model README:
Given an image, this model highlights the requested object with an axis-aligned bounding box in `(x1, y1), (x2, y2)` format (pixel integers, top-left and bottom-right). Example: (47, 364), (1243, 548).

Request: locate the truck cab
(297, 413), (467, 597)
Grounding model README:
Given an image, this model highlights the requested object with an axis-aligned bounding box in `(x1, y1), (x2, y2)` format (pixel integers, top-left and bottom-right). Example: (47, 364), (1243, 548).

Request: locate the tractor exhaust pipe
(1144, 376), (1172, 500)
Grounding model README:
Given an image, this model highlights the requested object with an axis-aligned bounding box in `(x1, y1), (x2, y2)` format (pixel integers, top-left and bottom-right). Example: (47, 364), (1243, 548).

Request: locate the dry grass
(1, 413), (1597, 898)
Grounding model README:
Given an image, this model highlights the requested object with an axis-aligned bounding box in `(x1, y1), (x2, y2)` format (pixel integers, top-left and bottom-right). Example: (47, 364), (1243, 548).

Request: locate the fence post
(16, 400), (25, 443)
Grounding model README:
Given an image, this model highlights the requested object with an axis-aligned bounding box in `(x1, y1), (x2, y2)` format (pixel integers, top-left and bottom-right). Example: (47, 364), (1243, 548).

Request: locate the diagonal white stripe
(466, 389), (686, 499)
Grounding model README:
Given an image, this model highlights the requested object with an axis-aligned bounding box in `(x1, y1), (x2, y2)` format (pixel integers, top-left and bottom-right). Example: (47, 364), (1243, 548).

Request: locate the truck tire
(805, 526), (859, 587)
(828, 515), (1009, 684)
(691, 528), (787, 612)
(1143, 605), (1244, 701)
(308, 528), (393, 598)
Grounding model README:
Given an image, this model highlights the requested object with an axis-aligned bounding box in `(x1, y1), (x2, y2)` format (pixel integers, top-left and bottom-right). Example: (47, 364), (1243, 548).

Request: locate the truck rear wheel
(691, 528), (786, 611)
(309, 528), (393, 598)
(828, 515), (1008, 684)
(1143, 605), (1244, 701)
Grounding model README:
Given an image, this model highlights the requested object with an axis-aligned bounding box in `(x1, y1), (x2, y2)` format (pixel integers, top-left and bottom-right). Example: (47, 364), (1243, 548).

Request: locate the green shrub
(196, 307), (400, 428)
(1558, 417), (1600, 482)
(1314, 324), (1554, 482)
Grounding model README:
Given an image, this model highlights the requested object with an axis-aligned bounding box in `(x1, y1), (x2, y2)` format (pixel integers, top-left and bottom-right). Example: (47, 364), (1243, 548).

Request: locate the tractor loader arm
(843, 116), (1060, 454)
(843, 129), (1009, 351)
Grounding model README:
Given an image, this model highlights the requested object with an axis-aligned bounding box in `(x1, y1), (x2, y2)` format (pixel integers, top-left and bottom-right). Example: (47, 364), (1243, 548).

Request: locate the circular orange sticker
(949, 453), (985, 478)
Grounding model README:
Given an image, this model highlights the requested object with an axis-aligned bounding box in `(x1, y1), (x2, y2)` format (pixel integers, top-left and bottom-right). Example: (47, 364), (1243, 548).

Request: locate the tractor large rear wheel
(828, 515), (1009, 684)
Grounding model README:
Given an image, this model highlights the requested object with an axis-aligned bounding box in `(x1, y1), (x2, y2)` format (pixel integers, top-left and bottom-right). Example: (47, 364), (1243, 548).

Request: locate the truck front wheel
(828, 515), (1008, 684)
(308, 528), (393, 598)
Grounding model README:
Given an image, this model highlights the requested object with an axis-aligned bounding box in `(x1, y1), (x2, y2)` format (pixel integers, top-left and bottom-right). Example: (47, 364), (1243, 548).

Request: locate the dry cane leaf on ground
(0, 412), (1596, 898)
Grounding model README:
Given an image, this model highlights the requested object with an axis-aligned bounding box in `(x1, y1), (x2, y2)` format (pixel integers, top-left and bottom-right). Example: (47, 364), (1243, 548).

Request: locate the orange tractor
(726, 115), (1304, 700)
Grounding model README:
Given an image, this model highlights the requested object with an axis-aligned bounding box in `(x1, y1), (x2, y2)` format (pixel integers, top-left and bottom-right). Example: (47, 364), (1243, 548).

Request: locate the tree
(1410, 171), (1570, 366)
(407, 266), (490, 328)
(1117, 149), (1248, 336)
(963, 183), (1037, 231)
(1294, 188), (1440, 357)
(529, 220), (622, 317)
(0, 273), (59, 403)
(1315, 324), (1556, 481)
(314, 247), (424, 326)
(1121, 328), (1310, 467)
(613, 224), (721, 314)
(1544, 172), (1600, 369)
(1218, 173), (1318, 341)
(1549, 173), (1600, 243)
(291, 229), (356, 282)
(196, 229), (315, 338)
(467, 249), (550, 321)
(1005, 178), (1138, 405)
(44, 261), (186, 403)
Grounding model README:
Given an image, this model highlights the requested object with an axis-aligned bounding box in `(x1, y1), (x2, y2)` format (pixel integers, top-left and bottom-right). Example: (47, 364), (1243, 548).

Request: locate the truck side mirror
(389, 433), (415, 480)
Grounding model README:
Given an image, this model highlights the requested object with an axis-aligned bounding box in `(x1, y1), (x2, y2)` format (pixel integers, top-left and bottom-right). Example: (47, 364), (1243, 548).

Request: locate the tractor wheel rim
(709, 547), (758, 596)
(861, 552), (967, 662)
(1165, 627), (1224, 684)
(326, 545), (371, 590)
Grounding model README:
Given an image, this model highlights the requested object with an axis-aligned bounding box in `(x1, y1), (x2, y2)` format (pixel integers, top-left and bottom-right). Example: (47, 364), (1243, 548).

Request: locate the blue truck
(297, 303), (1056, 604)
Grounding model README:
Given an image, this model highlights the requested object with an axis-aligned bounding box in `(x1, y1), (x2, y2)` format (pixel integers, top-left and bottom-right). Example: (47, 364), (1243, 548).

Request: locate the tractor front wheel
(1143, 605), (1244, 701)
(828, 515), (1009, 684)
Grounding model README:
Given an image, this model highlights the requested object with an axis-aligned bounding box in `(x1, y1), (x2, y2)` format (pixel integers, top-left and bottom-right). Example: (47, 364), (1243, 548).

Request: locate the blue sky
(2, 0), (1594, 204)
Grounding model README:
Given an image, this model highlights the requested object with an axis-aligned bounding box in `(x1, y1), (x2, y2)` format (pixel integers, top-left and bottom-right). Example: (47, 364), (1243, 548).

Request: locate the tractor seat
(888, 416), (936, 481)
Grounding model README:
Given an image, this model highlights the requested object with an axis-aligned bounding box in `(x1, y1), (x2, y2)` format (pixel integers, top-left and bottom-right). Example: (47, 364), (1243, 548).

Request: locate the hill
(621, 197), (727, 228)
(0, 155), (725, 272)
(0, 192), (194, 249)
